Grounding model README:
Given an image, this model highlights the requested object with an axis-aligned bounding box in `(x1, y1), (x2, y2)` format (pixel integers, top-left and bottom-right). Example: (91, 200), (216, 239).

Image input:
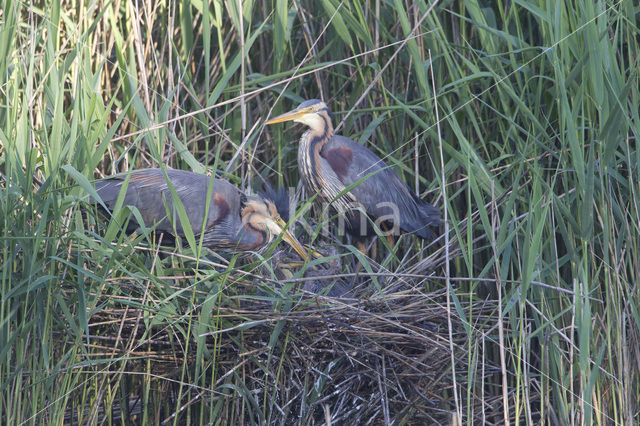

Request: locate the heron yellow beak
(264, 107), (312, 125)
(266, 216), (323, 262)
(266, 217), (310, 262)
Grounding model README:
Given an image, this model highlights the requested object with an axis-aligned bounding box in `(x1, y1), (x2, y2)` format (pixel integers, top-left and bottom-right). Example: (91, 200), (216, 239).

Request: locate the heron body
(266, 99), (441, 243)
(94, 168), (307, 258)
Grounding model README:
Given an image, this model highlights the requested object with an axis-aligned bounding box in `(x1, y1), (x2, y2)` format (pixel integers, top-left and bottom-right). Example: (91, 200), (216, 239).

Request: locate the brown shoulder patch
(322, 147), (353, 180)
(212, 193), (230, 225)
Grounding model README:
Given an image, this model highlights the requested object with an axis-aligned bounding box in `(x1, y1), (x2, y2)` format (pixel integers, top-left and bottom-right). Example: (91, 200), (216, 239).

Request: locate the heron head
(258, 184), (290, 222)
(240, 196), (309, 261)
(265, 99), (332, 132)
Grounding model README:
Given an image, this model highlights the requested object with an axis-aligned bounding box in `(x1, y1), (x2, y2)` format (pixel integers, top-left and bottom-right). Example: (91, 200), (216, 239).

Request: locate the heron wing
(95, 169), (239, 236)
(321, 135), (440, 238)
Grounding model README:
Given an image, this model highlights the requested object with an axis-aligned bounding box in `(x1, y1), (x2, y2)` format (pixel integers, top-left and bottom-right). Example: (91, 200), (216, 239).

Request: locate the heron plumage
(94, 168), (308, 258)
(266, 99), (441, 242)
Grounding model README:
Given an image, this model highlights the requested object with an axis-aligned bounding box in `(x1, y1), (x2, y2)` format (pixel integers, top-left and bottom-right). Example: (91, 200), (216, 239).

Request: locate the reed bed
(1, 0), (638, 424)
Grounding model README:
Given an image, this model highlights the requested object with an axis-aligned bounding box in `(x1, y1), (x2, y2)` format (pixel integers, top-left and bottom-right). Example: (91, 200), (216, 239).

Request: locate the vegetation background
(1, 0), (638, 424)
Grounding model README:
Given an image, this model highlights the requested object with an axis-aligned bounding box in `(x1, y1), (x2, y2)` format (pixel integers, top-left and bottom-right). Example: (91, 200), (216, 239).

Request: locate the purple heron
(265, 99), (440, 251)
(94, 168), (309, 260)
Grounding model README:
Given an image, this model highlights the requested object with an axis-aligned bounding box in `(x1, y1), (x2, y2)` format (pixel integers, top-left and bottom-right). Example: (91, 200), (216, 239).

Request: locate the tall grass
(1, 0), (638, 423)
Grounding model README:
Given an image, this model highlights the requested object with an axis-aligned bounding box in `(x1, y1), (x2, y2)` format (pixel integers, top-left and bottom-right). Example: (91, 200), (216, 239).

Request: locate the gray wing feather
(95, 169), (241, 237)
(322, 136), (440, 238)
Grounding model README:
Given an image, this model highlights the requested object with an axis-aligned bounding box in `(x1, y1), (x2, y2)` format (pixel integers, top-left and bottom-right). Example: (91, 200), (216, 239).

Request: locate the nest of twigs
(78, 243), (526, 425)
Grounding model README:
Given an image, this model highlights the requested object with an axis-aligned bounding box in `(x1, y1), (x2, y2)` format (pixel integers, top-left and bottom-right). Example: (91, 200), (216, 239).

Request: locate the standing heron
(265, 99), (440, 252)
(94, 168), (309, 260)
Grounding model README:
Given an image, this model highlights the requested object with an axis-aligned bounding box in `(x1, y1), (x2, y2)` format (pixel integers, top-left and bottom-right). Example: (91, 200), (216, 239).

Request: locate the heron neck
(239, 214), (268, 251)
(297, 112), (333, 195)
(300, 113), (333, 155)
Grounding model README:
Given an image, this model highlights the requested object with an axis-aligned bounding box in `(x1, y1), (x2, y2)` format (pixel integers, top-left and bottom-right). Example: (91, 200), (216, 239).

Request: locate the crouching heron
(94, 168), (309, 260)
